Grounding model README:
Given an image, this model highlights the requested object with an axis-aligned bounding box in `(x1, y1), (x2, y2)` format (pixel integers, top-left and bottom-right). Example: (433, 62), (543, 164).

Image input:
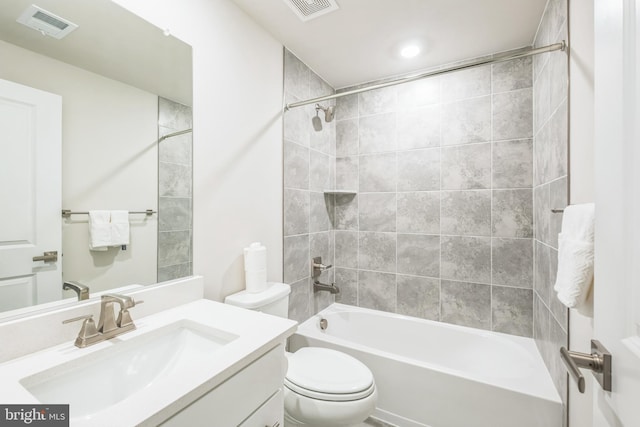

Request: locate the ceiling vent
(17, 5), (78, 39)
(283, 0), (339, 22)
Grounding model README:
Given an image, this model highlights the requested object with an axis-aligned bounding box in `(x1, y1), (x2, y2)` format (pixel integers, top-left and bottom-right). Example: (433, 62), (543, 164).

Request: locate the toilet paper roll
(245, 269), (267, 293)
(244, 242), (267, 272)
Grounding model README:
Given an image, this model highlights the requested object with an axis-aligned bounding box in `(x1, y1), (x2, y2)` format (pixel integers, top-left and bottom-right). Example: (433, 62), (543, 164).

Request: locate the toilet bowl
(225, 283), (377, 426)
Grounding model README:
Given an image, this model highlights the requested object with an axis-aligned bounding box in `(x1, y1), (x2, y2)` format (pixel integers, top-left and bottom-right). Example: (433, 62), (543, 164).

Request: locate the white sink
(19, 319), (237, 420)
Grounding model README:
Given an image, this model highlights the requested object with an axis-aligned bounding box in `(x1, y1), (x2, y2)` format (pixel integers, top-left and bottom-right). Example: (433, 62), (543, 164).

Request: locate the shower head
(312, 111), (323, 131)
(312, 104), (336, 131)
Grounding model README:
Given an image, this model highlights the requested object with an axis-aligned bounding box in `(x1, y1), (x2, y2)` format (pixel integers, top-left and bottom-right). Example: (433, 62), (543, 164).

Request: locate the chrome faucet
(63, 281), (90, 301)
(63, 293), (143, 348)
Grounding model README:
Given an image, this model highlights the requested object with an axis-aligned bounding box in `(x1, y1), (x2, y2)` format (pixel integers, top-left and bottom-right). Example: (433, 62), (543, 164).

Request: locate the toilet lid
(285, 348), (374, 396)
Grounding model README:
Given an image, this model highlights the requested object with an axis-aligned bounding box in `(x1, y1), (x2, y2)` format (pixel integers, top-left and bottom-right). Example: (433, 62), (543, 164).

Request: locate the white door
(0, 78), (62, 311)
(593, 0), (640, 425)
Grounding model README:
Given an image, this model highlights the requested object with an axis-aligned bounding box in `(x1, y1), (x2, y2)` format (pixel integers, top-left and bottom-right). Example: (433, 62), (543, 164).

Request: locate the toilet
(225, 282), (377, 427)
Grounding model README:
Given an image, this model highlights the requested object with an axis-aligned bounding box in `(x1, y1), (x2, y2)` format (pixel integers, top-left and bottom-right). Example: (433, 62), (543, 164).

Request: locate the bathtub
(288, 303), (562, 427)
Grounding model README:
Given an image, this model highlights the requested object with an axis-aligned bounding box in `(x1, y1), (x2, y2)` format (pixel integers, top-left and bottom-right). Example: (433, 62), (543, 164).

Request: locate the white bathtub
(288, 303), (562, 427)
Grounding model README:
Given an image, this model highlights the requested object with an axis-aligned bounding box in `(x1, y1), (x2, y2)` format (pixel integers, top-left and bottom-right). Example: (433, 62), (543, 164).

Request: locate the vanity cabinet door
(239, 389), (283, 427)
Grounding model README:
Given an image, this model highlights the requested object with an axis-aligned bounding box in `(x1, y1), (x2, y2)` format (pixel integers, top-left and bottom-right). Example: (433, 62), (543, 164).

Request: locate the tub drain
(319, 317), (328, 330)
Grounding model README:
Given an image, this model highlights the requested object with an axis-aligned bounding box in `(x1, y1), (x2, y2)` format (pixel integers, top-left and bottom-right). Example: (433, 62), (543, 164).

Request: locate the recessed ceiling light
(400, 44), (421, 59)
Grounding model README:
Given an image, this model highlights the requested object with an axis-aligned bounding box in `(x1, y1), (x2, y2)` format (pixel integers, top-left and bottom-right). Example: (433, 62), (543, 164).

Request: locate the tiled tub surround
(158, 97), (193, 281)
(532, 0), (570, 421)
(283, 49), (337, 322)
(332, 55), (536, 338)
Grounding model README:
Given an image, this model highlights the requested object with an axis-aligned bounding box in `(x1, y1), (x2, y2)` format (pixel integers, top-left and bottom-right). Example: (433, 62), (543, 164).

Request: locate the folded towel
(110, 210), (130, 246)
(88, 210), (111, 251)
(553, 203), (595, 309)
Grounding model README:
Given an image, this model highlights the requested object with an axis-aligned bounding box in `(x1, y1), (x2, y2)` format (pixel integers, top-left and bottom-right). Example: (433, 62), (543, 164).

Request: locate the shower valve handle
(312, 257), (332, 275)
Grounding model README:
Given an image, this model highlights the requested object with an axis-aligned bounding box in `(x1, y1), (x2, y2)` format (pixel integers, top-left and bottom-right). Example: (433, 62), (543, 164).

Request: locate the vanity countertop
(0, 299), (297, 426)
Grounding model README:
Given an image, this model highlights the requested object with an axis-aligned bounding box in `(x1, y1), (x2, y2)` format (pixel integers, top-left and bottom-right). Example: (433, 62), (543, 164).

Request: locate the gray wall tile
(336, 94), (358, 120)
(158, 262), (191, 282)
(359, 86), (397, 116)
(492, 286), (533, 337)
(397, 148), (440, 191)
(492, 238), (534, 288)
(159, 197), (191, 232)
(310, 150), (332, 191)
(550, 177), (568, 248)
(284, 189), (310, 236)
(158, 230), (191, 267)
(284, 93), (310, 146)
(310, 117), (334, 155)
(310, 232), (330, 278)
(336, 119), (359, 156)
(534, 240), (552, 307)
(359, 113), (397, 154)
(336, 156), (358, 191)
(493, 139), (533, 188)
(289, 278), (311, 323)
(493, 88), (533, 141)
(441, 66), (491, 102)
(159, 162), (191, 197)
(358, 270), (396, 312)
(158, 97), (192, 130)
(284, 49), (310, 99)
(534, 63), (551, 133)
(284, 235), (310, 284)
(335, 268), (357, 305)
(397, 275), (440, 320)
(441, 280), (491, 329)
(492, 57), (533, 93)
(441, 143), (491, 190)
(310, 192), (332, 233)
(284, 140), (310, 190)
(441, 236), (491, 283)
(441, 96), (491, 145)
(492, 189), (533, 238)
(534, 184), (551, 243)
(397, 78), (440, 109)
(334, 194), (358, 230)
(549, 100), (568, 181)
(359, 232), (396, 273)
(159, 129), (191, 165)
(335, 231), (358, 268)
(441, 190), (491, 236)
(359, 193), (396, 232)
(359, 153), (397, 192)
(397, 192), (440, 234)
(397, 106), (441, 150)
(397, 234), (440, 277)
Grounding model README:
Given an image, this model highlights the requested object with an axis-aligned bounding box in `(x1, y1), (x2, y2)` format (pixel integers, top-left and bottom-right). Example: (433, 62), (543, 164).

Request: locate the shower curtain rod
(285, 41), (566, 110)
(158, 128), (192, 143)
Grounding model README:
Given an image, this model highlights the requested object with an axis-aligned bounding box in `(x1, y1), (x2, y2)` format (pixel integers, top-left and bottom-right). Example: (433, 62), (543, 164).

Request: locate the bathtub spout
(313, 279), (340, 295)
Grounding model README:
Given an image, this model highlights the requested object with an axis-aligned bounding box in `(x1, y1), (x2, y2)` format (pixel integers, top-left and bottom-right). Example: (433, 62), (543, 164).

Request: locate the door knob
(32, 251), (58, 262)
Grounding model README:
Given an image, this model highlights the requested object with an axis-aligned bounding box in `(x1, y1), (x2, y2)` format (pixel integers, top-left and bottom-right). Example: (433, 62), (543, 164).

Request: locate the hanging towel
(88, 210), (111, 251)
(553, 203), (595, 309)
(110, 210), (130, 247)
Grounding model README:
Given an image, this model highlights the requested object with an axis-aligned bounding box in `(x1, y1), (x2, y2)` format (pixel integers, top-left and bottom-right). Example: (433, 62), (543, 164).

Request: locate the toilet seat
(285, 347), (375, 402)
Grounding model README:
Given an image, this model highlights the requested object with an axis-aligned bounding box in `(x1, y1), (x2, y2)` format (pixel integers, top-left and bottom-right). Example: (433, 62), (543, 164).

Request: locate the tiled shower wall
(283, 49), (338, 323)
(332, 56), (535, 337)
(157, 97), (193, 281)
(532, 0), (570, 419)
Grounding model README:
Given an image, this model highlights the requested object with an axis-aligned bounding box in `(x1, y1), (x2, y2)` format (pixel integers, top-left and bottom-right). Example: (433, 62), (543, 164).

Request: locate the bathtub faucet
(313, 279), (340, 295)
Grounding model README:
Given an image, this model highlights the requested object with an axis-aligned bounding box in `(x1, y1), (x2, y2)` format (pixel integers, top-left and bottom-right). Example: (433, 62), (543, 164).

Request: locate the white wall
(112, 0), (284, 301)
(0, 39), (158, 294)
(568, 0), (595, 426)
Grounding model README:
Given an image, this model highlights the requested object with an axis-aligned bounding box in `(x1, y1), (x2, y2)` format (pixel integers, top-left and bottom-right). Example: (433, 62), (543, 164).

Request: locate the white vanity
(0, 277), (297, 426)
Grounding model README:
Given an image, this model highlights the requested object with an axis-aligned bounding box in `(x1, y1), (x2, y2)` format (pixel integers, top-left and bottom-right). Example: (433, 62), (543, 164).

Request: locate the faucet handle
(63, 314), (99, 346)
(116, 300), (143, 328)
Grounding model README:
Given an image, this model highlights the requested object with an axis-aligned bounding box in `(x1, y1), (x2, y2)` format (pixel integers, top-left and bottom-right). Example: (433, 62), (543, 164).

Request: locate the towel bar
(62, 209), (156, 218)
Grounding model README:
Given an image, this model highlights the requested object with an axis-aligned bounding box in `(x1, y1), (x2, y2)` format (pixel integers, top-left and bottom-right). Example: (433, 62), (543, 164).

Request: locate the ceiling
(231, 0), (548, 89)
(0, 0), (192, 105)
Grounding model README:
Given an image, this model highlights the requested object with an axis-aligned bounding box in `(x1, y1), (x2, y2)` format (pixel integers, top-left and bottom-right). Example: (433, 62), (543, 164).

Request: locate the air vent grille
(17, 5), (78, 39)
(283, 0), (339, 22)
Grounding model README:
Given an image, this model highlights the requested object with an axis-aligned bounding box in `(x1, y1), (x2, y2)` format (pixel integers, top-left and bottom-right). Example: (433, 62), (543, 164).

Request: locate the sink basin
(19, 319), (238, 420)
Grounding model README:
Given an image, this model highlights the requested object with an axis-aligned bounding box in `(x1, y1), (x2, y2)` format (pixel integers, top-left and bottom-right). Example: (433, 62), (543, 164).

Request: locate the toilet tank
(224, 282), (291, 318)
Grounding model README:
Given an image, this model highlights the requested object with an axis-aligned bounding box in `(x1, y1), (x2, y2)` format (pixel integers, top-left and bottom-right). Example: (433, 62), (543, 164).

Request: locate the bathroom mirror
(0, 0), (193, 318)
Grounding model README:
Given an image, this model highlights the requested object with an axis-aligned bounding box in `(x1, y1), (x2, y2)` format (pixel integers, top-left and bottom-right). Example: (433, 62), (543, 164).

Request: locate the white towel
(110, 210), (130, 246)
(88, 210), (111, 251)
(554, 203), (595, 309)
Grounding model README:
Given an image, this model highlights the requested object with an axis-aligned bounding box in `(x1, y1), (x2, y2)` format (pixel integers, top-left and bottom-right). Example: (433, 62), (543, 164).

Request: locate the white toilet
(225, 282), (377, 427)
